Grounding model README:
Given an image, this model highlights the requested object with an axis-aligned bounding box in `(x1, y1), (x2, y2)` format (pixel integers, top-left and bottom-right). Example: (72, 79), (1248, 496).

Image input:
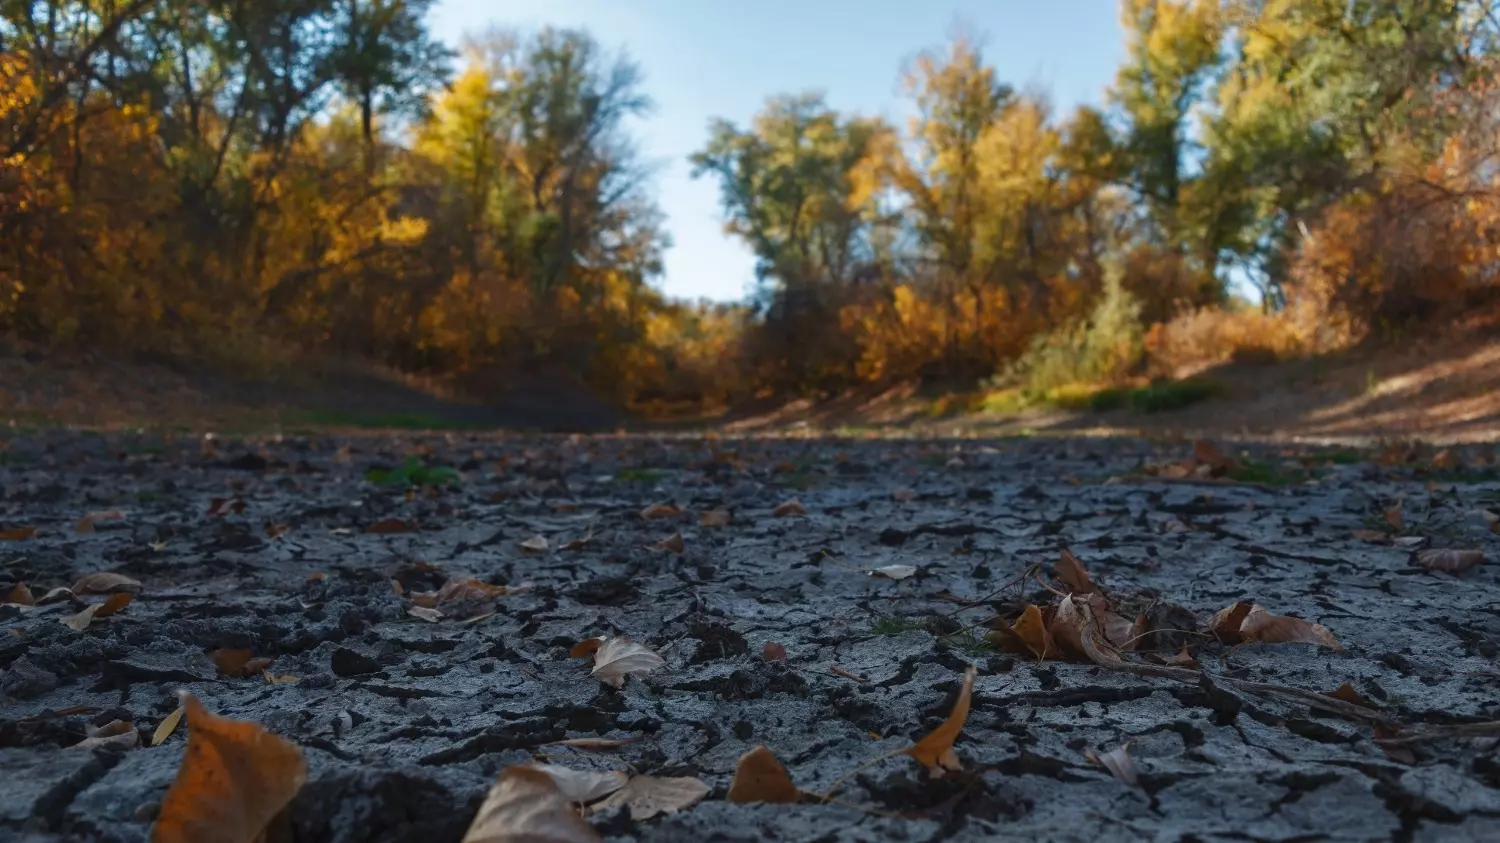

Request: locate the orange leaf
(762, 642), (787, 662)
(0, 526), (36, 541)
(1239, 605), (1342, 650)
(1055, 548), (1096, 595)
(1163, 646), (1198, 667)
(1192, 440), (1235, 474)
(698, 509), (732, 527)
(1323, 682), (1378, 709)
(903, 664), (975, 776)
(1010, 603), (1054, 660)
(639, 503), (682, 520)
(651, 532), (685, 553)
(727, 745), (800, 804)
(150, 694), (306, 843)
(5, 582), (34, 606)
(569, 637), (604, 658)
(95, 592), (133, 618)
(1209, 601), (1254, 644)
(211, 648), (256, 678)
(772, 498), (807, 517)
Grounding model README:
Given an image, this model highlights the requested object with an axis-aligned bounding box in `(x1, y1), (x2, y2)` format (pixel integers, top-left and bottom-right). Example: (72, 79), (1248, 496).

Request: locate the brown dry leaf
(543, 736), (645, 750)
(408, 606), (444, 623)
(1432, 448), (1460, 469)
(1163, 646), (1199, 667)
(561, 533), (594, 551)
(308, 572), (328, 584)
(1010, 603), (1054, 660)
(903, 664), (976, 776)
(762, 642), (788, 662)
(589, 775), (710, 821)
(1416, 548), (1486, 574)
(432, 578), (518, 605)
(5, 582), (35, 606)
(698, 508), (732, 527)
(1383, 502), (1404, 532)
(211, 648), (273, 678)
(891, 487), (914, 502)
(366, 517), (417, 534)
(72, 572), (142, 595)
(265, 522), (290, 539)
(73, 719), (139, 751)
(1209, 601), (1255, 643)
(519, 535), (550, 553)
(461, 766), (603, 842)
(1352, 529), (1388, 543)
(150, 694), (307, 843)
(639, 503), (682, 520)
(1482, 509), (1499, 534)
(1192, 440), (1236, 474)
(525, 762), (629, 805)
(0, 526), (36, 541)
(76, 510), (124, 533)
(1323, 682), (1378, 709)
(772, 498), (807, 517)
(1055, 548), (1097, 595)
(152, 706), (185, 746)
(590, 637), (666, 688)
(1086, 744), (1140, 787)
(1239, 605), (1342, 650)
(651, 532), (686, 553)
(727, 745), (800, 804)
(569, 637), (605, 658)
(263, 671), (299, 685)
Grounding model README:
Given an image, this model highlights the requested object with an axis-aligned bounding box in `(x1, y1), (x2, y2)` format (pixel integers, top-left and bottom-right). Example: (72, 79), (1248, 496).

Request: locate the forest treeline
(4, 1), (1500, 412)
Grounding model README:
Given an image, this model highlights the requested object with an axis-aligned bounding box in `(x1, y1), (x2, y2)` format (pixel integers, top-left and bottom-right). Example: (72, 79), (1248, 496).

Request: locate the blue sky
(428, 1), (1125, 303)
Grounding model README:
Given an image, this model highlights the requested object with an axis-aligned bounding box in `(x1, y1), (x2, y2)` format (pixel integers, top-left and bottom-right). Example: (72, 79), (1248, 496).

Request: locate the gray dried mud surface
(3, 432), (1500, 842)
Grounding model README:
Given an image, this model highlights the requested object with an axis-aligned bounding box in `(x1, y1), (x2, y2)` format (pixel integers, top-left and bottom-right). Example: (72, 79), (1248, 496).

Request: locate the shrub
(1004, 260), (1145, 398)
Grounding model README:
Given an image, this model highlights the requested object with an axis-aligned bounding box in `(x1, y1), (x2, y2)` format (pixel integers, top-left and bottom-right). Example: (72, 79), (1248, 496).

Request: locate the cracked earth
(2, 431), (1500, 842)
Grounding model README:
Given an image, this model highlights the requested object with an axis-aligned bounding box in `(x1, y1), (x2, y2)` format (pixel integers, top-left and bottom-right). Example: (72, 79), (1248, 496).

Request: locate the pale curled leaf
(519, 535), (550, 552)
(462, 766), (602, 843)
(868, 564), (917, 581)
(152, 706), (185, 746)
(771, 498), (807, 517)
(64, 603), (102, 630)
(1416, 548), (1485, 574)
(72, 572), (142, 595)
(651, 532), (685, 553)
(525, 762), (628, 804)
(590, 637), (666, 688)
(589, 775), (709, 821)
(1086, 744), (1140, 788)
(407, 605), (445, 623)
(1238, 604), (1342, 650)
(73, 719), (139, 751)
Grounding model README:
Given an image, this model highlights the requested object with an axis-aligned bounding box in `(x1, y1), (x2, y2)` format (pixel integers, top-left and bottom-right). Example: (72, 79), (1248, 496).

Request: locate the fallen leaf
(73, 719), (139, 751)
(1482, 509), (1499, 534)
(651, 532), (686, 553)
(431, 577), (523, 605)
(72, 572), (142, 595)
(263, 672), (299, 685)
(639, 503), (682, 520)
(1416, 548), (1485, 574)
(36, 586), (74, 604)
(1048, 595), (1098, 660)
(1193, 440), (1236, 474)
(1163, 646), (1199, 667)
(64, 604), (102, 630)
(590, 637), (666, 688)
(1009, 603), (1054, 660)
(461, 765), (602, 843)
(698, 509), (732, 526)
(408, 606), (445, 623)
(543, 736), (645, 750)
(772, 498), (807, 517)
(589, 775), (709, 821)
(891, 487), (914, 502)
(152, 706), (185, 746)
(570, 637), (605, 658)
(308, 572), (328, 584)
(1392, 536), (1425, 549)
(366, 517), (417, 534)
(1237, 604), (1342, 650)
(519, 535), (549, 553)
(211, 648), (274, 678)
(1209, 601), (1255, 643)
(150, 694), (307, 843)
(1352, 529), (1388, 542)
(526, 762), (629, 804)
(561, 533), (594, 550)
(868, 564), (917, 580)
(1323, 682), (1378, 708)
(830, 666), (868, 682)
(903, 664), (976, 776)
(0, 526), (36, 541)
(762, 642), (787, 662)
(727, 745), (800, 804)
(1432, 448), (1460, 469)
(1384, 502), (1404, 532)
(1086, 744), (1140, 787)
(1055, 548), (1096, 595)
(96, 591), (133, 618)
(76, 510), (123, 533)
(265, 522), (290, 539)
(5, 582), (34, 605)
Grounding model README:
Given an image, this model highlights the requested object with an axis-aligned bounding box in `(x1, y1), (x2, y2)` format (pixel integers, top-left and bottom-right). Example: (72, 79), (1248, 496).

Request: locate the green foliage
(1005, 263), (1146, 399)
(366, 457), (461, 487)
(1126, 378), (1219, 413)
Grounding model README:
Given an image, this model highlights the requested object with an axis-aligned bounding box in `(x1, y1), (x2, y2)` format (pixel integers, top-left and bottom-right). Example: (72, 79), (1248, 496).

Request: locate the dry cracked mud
(2, 430), (1500, 842)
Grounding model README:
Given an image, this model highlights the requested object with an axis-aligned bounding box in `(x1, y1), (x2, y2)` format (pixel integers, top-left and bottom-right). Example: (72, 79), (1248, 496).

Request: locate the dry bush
(1144, 304), (1307, 376)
